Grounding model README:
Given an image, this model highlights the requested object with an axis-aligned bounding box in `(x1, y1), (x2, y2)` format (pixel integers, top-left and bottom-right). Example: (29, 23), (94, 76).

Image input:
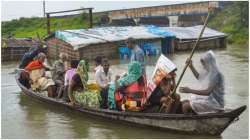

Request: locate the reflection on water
(14, 94), (222, 139)
(1, 44), (249, 138)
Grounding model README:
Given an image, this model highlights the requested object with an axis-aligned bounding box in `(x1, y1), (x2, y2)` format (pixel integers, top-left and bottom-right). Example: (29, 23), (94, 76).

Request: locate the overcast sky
(1, 1), (193, 21)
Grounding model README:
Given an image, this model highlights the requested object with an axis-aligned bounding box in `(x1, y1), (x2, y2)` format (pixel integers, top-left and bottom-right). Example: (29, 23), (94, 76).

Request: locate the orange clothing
(25, 60), (44, 72)
(115, 81), (146, 111)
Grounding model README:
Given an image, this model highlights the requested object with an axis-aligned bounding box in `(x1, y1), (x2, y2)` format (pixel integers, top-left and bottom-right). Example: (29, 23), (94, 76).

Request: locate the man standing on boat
(126, 38), (146, 77)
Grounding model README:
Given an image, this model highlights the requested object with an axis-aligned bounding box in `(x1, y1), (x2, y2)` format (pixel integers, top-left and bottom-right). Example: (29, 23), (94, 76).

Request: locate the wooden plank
(46, 8), (93, 15)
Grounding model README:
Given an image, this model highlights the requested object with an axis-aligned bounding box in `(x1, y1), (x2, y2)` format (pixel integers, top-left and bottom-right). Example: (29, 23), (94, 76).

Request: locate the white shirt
(94, 65), (102, 72)
(95, 67), (112, 89)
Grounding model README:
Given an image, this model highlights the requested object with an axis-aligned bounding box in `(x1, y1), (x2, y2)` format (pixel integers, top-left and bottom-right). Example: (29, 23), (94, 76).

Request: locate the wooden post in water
(43, 1), (46, 18)
(46, 13), (51, 35)
(89, 9), (93, 28)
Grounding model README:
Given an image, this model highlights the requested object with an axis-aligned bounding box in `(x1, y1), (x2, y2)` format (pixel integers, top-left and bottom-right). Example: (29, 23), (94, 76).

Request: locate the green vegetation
(2, 1), (249, 45)
(208, 1), (249, 45)
(2, 12), (100, 38)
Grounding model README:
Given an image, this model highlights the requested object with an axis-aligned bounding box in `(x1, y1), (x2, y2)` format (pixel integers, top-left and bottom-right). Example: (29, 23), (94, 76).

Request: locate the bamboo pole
(172, 9), (211, 95)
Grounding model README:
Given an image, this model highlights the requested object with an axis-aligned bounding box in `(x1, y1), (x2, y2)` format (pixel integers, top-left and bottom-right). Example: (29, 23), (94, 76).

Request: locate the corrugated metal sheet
(55, 26), (175, 50)
(55, 25), (226, 50)
(161, 25), (226, 40)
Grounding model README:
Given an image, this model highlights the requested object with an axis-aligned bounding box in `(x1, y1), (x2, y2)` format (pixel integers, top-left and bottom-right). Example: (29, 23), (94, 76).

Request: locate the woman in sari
(108, 61), (146, 111)
(68, 60), (101, 108)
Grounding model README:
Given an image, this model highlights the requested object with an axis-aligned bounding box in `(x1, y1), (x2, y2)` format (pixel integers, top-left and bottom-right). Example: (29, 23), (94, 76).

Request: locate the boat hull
(15, 72), (246, 135)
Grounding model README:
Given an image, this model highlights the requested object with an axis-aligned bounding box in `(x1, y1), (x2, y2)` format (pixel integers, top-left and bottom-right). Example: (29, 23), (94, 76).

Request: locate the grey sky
(1, 1), (191, 21)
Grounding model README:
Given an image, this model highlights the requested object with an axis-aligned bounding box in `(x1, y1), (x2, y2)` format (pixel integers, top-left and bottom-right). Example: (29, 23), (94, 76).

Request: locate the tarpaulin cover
(160, 25), (226, 40)
(55, 25), (175, 50)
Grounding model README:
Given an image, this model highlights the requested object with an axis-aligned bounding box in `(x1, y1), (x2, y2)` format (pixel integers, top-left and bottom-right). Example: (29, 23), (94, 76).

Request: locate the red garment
(25, 60), (44, 72)
(115, 81), (146, 111)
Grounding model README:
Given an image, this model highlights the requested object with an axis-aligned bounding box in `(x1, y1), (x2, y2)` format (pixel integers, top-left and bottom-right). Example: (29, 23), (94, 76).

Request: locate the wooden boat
(15, 71), (246, 135)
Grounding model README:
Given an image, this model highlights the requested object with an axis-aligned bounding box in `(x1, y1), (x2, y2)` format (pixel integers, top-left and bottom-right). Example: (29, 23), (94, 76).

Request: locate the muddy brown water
(2, 44), (248, 138)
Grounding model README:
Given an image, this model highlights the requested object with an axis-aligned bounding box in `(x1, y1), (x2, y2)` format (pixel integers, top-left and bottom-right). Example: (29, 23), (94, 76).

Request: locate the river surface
(2, 45), (249, 139)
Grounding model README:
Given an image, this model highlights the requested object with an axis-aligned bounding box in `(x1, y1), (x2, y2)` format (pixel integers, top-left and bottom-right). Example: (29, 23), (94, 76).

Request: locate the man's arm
(189, 65), (199, 80)
(179, 84), (216, 96)
(186, 59), (199, 79)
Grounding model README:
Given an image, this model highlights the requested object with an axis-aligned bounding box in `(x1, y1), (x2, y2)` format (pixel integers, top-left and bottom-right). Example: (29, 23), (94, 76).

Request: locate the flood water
(2, 44), (249, 139)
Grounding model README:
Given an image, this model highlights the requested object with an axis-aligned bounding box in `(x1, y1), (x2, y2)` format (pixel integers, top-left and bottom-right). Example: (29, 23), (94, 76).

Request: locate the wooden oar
(159, 8), (212, 112)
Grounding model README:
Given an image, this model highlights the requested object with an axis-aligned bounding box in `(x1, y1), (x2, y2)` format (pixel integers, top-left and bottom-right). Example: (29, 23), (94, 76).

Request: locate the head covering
(76, 60), (89, 89)
(117, 61), (142, 88)
(201, 50), (219, 73)
(198, 50), (223, 88)
(108, 61), (142, 109)
(59, 53), (68, 61)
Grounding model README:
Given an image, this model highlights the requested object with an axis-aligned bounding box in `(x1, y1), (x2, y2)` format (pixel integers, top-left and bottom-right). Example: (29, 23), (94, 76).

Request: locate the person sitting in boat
(65, 59), (79, 86)
(52, 53), (69, 98)
(179, 50), (225, 114)
(25, 52), (56, 97)
(144, 72), (182, 113)
(108, 61), (146, 111)
(94, 56), (102, 73)
(95, 58), (112, 109)
(19, 44), (47, 69)
(62, 59), (79, 102)
(19, 70), (31, 89)
(68, 60), (101, 108)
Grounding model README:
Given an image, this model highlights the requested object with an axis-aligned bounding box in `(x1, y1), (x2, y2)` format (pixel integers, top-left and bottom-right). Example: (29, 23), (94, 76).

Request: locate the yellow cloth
(30, 69), (55, 92)
(87, 83), (100, 91)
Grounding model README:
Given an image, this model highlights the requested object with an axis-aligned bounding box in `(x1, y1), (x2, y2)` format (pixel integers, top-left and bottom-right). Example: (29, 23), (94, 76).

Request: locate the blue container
(140, 43), (157, 56)
(119, 47), (131, 60)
